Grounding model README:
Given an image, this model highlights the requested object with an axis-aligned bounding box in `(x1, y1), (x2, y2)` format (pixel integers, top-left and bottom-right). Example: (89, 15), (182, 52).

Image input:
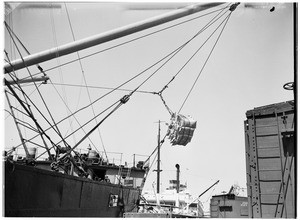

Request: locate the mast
(157, 120), (161, 194)
(4, 3), (223, 73)
(153, 120), (163, 196)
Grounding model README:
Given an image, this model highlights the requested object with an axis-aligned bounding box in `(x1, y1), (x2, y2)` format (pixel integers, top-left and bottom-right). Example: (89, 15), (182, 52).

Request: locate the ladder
(117, 166), (131, 184)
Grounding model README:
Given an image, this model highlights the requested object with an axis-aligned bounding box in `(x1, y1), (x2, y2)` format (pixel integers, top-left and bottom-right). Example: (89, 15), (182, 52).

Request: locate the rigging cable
(58, 96), (129, 159)
(49, 4), (72, 149)
(4, 50), (47, 123)
(143, 134), (168, 184)
(7, 4), (233, 155)
(5, 78), (56, 159)
(5, 90), (29, 156)
(54, 95), (123, 148)
(49, 79), (104, 156)
(50, 82), (155, 94)
(41, 41), (184, 136)
(4, 35), (172, 153)
(153, 3), (231, 115)
(56, 28), (193, 156)
(5, 52), (52, 157)
(5, 37), (73, 161)
(7, 13), (15, 63)
(4, 51), (34, 112)
(2, 7), (103, 154)
(5, 21), (70, 152)
(35, 98), (120, 160)
(39, 4), (230, 150)
(118, 6), (231, 101)
(4, 81), (43, 120)
(5, 5), (188, 151)
(6, 22), (175, 154)
(62, 3), (84, 145)
(64, 3), (108, 160)
(4, 21), (45, 75)
(9, 82), (127, 153)
(178, 11), (232, 114)
(8, 4), (231, 132)
(144, 133), (167, 170)
(4, 50), (28, 103)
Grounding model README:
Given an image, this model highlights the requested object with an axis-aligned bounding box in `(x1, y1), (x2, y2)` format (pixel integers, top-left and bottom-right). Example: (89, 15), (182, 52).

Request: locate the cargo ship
(5, 158), (146, 217)
(141, 180), (205, 217)
(4, 2), (238, 217)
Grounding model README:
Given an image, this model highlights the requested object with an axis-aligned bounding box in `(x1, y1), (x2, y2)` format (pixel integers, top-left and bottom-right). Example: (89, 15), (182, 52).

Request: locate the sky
(3, 1), (294, 213)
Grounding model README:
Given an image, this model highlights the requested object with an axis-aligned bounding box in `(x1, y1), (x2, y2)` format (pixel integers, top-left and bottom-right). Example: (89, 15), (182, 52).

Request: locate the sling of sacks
(167, 113), (197, 146)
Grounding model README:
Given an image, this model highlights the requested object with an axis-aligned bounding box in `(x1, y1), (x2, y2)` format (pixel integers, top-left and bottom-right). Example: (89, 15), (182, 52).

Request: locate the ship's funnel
(175, 164), (180, 193)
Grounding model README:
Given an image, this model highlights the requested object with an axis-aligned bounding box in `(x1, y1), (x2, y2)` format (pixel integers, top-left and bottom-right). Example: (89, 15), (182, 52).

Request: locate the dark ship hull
(4, 161), (141, 217)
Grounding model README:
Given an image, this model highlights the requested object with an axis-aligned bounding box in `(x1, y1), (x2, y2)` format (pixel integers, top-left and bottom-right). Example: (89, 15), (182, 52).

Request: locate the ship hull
(4, 161), (140, 217)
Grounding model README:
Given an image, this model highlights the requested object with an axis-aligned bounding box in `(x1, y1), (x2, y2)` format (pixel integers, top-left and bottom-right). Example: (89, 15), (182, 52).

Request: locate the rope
(65, 3), (108, 160)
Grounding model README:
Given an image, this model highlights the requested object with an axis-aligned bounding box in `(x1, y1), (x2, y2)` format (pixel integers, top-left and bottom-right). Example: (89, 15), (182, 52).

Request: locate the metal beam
(4, 3), (223, 73)
(5, 76), (49, 85)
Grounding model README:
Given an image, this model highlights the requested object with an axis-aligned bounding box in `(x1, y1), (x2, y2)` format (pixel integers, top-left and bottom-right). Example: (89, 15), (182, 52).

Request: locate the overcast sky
(4, 2), (294, 212)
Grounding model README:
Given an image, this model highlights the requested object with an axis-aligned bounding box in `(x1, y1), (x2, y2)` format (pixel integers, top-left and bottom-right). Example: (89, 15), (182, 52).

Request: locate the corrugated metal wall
(244, 101), (295, 218)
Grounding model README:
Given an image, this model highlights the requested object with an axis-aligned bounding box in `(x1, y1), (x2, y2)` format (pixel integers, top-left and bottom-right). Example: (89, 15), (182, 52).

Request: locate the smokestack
(175, 164), (180, 193)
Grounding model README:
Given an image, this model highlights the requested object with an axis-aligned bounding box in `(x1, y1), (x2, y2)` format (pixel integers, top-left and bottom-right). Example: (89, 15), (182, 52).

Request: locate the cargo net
(167, 113), (197, 146)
